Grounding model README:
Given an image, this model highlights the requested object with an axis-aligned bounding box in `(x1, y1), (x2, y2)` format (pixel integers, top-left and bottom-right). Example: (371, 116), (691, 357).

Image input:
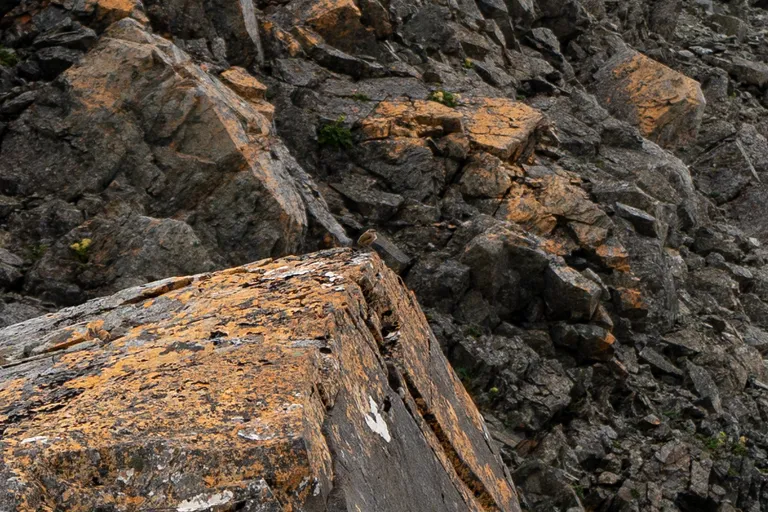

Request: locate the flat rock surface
(0, 249), (520, 512)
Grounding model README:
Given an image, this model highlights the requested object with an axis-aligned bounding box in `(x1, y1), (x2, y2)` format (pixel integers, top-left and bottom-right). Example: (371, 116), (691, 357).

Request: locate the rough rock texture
(4, 0), (768, 509)
(592, 48), (707, 148)
(0, 249), (520, 511)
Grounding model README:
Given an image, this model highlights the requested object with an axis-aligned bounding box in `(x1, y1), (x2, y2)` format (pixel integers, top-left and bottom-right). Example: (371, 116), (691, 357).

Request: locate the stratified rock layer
(0, 249), (520, 512)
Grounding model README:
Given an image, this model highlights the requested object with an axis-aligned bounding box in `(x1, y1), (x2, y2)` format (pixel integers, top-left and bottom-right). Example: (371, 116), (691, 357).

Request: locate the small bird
(357, 229), (378, 248)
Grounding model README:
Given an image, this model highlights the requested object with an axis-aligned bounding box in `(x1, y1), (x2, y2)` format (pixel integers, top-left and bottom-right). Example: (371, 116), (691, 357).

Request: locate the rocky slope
(2, 0), (768, 510)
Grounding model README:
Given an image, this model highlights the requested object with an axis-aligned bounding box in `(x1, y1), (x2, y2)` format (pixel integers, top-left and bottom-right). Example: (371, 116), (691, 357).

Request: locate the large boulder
(0, 19), (348, 302)
(592, 48), (706, 148)
(0, 249), (521, 511)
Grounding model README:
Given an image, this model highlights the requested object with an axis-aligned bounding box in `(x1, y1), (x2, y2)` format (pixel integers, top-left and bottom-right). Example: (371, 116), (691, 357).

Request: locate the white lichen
(177, 490), (234, 512)
(364, 395), (391, 443)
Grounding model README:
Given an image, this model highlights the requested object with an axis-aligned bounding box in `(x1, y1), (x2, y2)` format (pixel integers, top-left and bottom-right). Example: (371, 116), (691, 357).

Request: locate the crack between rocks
(355, 270), (501, 511)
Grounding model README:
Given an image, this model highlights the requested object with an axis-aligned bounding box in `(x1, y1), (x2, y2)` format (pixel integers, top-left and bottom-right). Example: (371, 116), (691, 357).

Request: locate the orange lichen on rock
(221, 67), (275, 121)
(460, 98), (545, 161)
(85, 0), (143, 24)
(0, 249), (520, 512)
(360, 99), (464, 139)
(360, 97), (544, 163)
(593, 49), (706, 148)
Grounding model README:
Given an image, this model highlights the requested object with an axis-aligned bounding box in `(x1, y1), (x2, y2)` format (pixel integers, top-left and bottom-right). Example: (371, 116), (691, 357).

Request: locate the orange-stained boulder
(360, 97), (544, 162)
(460, 98), (546, 161)
(592, 49), (706, 148)
(0, 249), (521, 512)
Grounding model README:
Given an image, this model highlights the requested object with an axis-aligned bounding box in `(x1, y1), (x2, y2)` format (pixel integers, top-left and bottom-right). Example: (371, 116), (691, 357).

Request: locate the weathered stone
(729, 56), (768, 88)
(0, 249), (521, 511)
(615, 202), (659, 237)
(331, 173), (404, 222)
(550, 322), (616, 361)
(544, 263), (603, 320)
(685, 361), (722, 413)
(592, 48), (706, 148)
(142, 0), (263, 65)
(639, 347), (683, 376)
(360, 99), (464, 140)
(220, 66), (268, 100)
(459, 152), (514, 198)
(360, 97), (544, 162)
(0, 19), (347, 298)
(35, 46), (83, 79)
(459, 98), (544, 161)
(710, 14), (748, 41)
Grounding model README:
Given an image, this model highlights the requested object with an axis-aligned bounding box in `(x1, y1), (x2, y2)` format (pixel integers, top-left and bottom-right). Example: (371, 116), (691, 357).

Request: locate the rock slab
(0, 249), (521, 512)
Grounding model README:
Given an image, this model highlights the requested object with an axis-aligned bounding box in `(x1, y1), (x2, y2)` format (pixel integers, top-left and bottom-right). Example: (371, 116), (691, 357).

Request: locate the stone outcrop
(0, 249), (520, 512)
(0, 18), (348, 307)
(592, 48), (707, 148)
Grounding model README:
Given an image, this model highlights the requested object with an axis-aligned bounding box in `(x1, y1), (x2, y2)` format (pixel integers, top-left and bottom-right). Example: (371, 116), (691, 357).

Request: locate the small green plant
(27, 243), (48, 261)
(428, 89), (460, 108)
(463, 324), (483, 338)
(489, 386), (500, 396)
(700, 431), (727, 452)
(516, 93), (527, 101)
(351, 92), (371, 102)
(317, 116), (353, 149)
(732, 436), (748, 456)
(0, 47), (19, 68)
(455, 367), (472, 383)
(728, 466), (739, 478)
(462, 58), (474, 69)
(630, 488), (641, 500)
(661, 409), (680, 419)
(70, 238), (92, 263)
(573, 484), (585, 500)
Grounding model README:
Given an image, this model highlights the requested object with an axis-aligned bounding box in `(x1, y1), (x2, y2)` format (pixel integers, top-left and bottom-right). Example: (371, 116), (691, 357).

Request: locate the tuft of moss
(317, 116), (353, 149)
(462, 58), (474, 69)
(455, 367), (472, 383)
(0, 47), (19, 68)
(351, 92), (371, 102)
(463, 324), (483, 338)
(27, 244), (48, 262)
(428, 89), (460, 108)
(70, 238), (92, 263)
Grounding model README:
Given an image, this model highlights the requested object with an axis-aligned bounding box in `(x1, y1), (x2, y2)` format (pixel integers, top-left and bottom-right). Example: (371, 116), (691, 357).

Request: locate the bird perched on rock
(357, 229), (378, 249)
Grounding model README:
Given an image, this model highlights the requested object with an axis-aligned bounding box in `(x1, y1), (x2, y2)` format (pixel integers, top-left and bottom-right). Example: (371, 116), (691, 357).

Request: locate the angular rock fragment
(615, 202), (660, 237)
(545, 263), (603, 320)
(360, 97), (544, 162)
(729, 56), (768, 88)
(685, 361), (722, 413)
(0, 249), (521, 511)
(639, 347), (683, 377)
(550, 322), (616, 361)
(592, 48), (706, 148)
(460, 98), (545, 161)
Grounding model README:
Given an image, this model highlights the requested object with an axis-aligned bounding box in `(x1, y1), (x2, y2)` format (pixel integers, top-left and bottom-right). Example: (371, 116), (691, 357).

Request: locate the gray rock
(545, 264), (602, 321)
(685, 361), (722, 413)
(639, 347), (683, 377)
(615, 202), (659, 238)
(729, 56), (768, 87)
